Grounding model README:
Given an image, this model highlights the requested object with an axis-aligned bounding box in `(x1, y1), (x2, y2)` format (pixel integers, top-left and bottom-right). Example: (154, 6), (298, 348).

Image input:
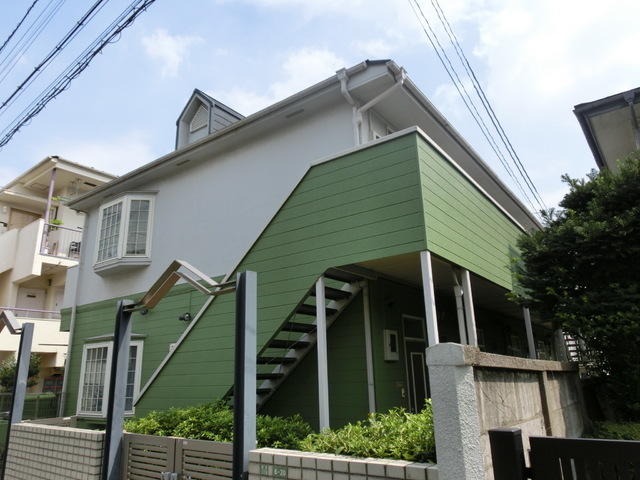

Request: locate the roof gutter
(337, 62), (407, 147)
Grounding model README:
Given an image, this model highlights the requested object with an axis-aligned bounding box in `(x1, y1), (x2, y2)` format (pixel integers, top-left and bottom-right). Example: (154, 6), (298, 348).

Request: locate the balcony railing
(40, 223), (82, 259)
(0, 307), (60, 320)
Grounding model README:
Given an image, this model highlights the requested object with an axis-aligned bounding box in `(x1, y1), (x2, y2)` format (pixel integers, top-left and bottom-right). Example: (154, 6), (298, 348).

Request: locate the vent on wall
(190, 104), (209, 133)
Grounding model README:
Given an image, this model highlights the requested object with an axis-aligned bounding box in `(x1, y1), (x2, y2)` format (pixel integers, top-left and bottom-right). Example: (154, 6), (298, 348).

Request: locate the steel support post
(232, 271), (257, 480)
(102, 300), (133, 480)
(1, 323), (34, 480)
(316, 276), (330, 431)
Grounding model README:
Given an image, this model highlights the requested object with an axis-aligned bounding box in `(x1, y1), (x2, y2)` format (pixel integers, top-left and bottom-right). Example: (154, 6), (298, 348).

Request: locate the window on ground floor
(77, 340), (143, 417)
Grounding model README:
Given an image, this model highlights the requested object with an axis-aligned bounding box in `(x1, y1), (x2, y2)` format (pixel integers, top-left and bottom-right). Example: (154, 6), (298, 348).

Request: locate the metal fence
(41, 222), (82, 258)
(0, 393), (61, 421)
(489, 427), (640, 480)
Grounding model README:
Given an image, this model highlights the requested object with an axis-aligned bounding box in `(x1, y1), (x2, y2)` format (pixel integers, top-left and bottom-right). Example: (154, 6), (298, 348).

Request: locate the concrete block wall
(426, 343), (585, 480)
(4, 423), (104, 479)
(249, 448), (439, 480)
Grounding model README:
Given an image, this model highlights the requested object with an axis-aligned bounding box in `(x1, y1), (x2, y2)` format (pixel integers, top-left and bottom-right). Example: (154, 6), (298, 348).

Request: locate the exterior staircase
(225, 266), (370, 410)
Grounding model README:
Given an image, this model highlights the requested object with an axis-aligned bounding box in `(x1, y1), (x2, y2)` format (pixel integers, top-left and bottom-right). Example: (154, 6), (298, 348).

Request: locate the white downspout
(461, 269), (478, 347)
(523, 307), (537, 360)
(337, 69), (360, 146)
(453, 285), (468, 345)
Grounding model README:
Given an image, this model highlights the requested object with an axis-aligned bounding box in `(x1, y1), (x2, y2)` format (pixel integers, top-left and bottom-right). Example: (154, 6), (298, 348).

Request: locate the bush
(299, 401), (435, 463)
(586, 421), (640, 441)
(124, 400), (313, 449)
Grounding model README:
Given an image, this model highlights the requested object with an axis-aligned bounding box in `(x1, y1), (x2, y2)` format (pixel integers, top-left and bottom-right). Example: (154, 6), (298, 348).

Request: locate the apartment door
(402, 315), (429, 413)
(8, 208), (40, 231)
(16, 287), (46, 318)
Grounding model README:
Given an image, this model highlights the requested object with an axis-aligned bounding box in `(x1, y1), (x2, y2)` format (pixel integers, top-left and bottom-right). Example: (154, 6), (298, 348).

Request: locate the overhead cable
(408, 0), (546, 214)
(0, 0), (42, 56)
(0, 0), (158, 148)
(430, 0), (547, 211)
(0, 0), (111, 114)
(0, 0), (68, 83)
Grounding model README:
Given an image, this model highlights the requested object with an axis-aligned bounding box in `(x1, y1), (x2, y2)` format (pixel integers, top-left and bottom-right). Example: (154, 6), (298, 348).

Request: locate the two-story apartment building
(0, 157), (116, 392)
(61, 60), (552, 430)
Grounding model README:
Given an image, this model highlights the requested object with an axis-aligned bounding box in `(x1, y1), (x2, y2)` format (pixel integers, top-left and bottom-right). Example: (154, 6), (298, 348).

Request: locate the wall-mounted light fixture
(178, 312), (192, 322)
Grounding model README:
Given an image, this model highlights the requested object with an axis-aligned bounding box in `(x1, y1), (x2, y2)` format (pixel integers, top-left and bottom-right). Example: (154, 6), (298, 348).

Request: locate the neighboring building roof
(0, 156), (117, 211)
(574, 87), (640, 172)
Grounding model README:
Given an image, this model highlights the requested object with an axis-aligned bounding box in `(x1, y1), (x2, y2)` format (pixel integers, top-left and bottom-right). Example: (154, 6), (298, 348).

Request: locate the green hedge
(300, 401), (435, 463)
(585, 421), (640, 441)
(125, 400), (437, 463)
(124, 400), (313, 449)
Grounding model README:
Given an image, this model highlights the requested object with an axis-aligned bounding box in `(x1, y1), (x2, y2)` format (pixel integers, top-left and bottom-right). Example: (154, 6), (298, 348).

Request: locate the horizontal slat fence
(122, 433), (232, 480)
(178, 438), (233, 480)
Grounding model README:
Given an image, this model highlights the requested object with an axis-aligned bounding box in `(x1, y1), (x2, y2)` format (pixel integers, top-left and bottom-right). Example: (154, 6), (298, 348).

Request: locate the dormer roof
(175, 89), (244, 150)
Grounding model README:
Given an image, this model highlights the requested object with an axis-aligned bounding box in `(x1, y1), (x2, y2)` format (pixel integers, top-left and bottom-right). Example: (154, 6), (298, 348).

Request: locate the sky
(1, 0), (639, 213)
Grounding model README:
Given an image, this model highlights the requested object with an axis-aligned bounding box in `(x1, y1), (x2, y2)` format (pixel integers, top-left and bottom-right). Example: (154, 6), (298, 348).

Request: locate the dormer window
(190, 104), (209, 133)
(176, 90), (244, 150)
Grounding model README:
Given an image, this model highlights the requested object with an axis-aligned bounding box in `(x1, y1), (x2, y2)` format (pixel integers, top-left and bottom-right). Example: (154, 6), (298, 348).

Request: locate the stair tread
(257, 372), (284, 380)
(324, 268), (362, 283)
(296, 304), (337, 316)
(267, 339), (310, 349)
(282, 321), (316, 333)
(257, 356), (296, 365)
(311, 286), (352, 301)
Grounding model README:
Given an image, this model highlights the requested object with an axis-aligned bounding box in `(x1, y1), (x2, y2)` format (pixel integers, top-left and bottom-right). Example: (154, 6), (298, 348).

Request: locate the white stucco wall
(71, 100), (355, 305)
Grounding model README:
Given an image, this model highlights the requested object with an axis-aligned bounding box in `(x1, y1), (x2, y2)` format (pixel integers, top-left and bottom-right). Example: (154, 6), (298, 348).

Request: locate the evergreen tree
(514, 152), (640, 420)
(0, 354), (41, 392)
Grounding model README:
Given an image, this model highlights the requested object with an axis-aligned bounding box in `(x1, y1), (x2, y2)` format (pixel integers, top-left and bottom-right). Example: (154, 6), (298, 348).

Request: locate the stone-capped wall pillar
(426, 343), (484, 480)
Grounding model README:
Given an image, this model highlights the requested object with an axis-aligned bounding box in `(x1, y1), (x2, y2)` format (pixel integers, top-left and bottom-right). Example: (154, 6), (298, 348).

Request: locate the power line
(0, 0), (42, 56)
(0, 0), (112, 115)
(408, 0), (546, 214)
(429, 0), (547, 211)
(0, 0), (68, 84)
(0, 0), (159, 149)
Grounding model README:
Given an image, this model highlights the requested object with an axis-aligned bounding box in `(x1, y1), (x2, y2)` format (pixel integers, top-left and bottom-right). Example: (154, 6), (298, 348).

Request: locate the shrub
(586, 421), (640, 441)
(257, 414), (313, 449)
(299, 401), (435, 463)
(124, 400), (313, 449)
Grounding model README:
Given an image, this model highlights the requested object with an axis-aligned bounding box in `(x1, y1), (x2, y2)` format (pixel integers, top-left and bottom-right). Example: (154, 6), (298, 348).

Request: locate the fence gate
(122, 433), (233, 480)
(489, 428), (640, 480)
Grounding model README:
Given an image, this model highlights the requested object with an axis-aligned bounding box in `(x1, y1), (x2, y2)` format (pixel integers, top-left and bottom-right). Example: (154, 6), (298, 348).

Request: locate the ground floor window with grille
(77, 340), (143, 417)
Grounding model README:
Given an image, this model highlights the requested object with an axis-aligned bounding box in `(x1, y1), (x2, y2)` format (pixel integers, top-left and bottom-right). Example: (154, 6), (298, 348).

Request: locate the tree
(0, 353), (41, 392)
(514, 152), (640, 420)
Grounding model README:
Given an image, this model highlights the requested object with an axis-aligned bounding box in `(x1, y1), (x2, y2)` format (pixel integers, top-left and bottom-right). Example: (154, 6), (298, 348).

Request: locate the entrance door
(403, 315), (429, 413)
(16, 287), (46, 318)
(8, 208), (41, 231)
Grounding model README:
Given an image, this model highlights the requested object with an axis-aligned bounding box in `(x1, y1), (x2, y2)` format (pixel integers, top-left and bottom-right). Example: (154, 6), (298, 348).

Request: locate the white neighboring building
(0, 156), (116, 393)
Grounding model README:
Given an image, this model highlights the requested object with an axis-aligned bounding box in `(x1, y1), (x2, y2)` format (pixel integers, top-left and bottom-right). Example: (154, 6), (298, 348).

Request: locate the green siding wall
(62, 283), (210, 417)
(418, 138), (523, 290)
(260, 292), (369, 430)
(118, 134), (428, 417)
(64, 131), (529, 422)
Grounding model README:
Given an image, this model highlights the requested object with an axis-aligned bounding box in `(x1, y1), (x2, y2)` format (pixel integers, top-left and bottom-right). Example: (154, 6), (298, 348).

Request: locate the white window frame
(94, 193), (155, 270)
(77, 340), (143, 417)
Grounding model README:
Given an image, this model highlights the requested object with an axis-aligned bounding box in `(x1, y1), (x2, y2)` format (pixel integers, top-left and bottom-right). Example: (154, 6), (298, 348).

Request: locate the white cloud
(212, 48), (347, 115)
(52, 131), (157, 178)
(142, 29), (204, 77)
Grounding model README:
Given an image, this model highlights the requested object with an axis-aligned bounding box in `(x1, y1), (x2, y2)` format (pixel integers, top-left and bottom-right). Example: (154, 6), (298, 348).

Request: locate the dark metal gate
(489, 427), (640, 480)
